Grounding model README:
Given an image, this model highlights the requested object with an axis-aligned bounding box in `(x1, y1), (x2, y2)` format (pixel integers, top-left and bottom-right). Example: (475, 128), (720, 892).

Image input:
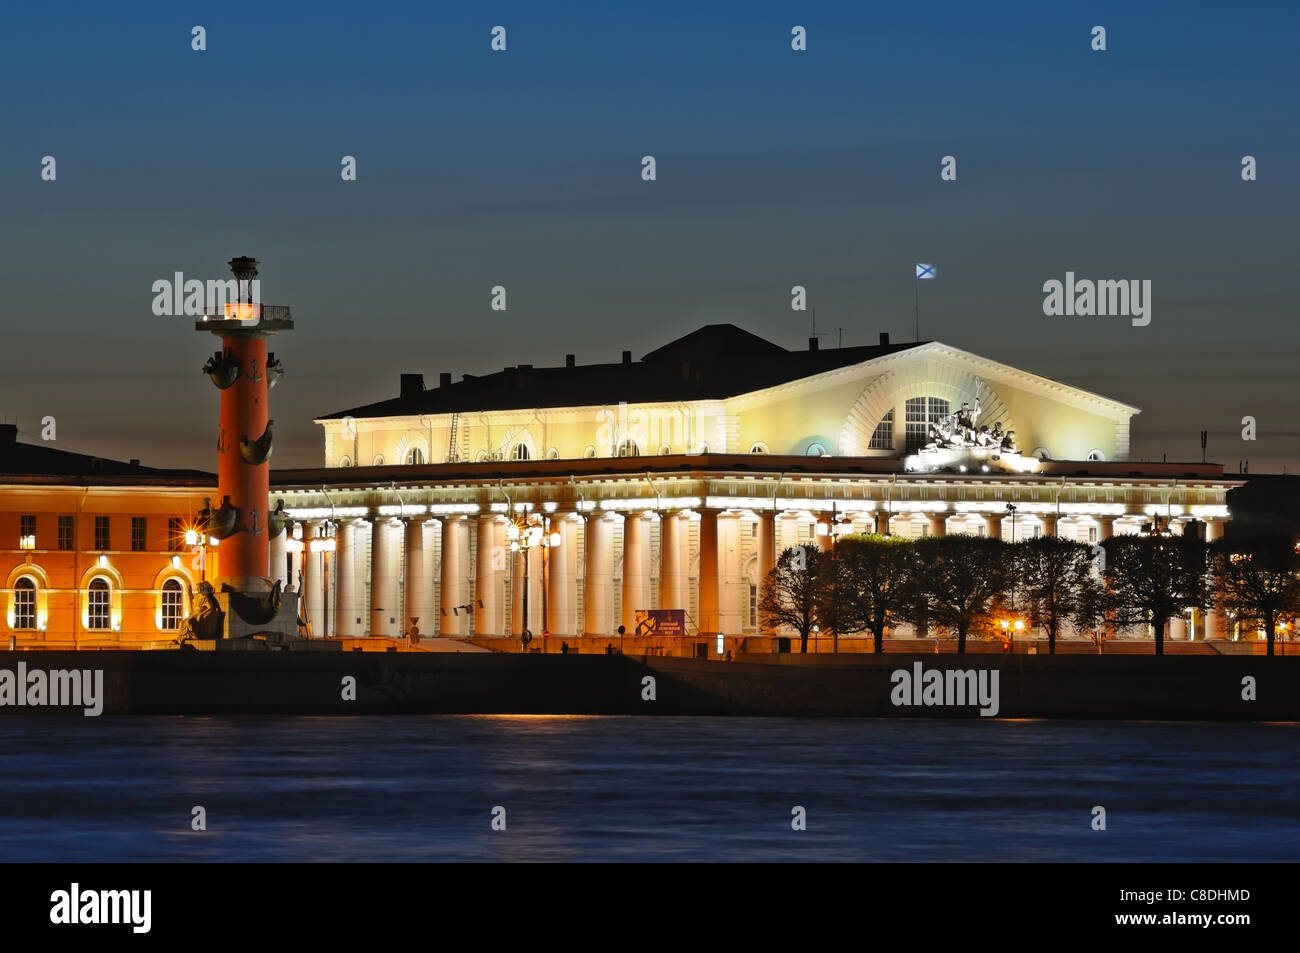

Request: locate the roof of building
(0, 424), (213, 484)
(317, 324), (924, 420)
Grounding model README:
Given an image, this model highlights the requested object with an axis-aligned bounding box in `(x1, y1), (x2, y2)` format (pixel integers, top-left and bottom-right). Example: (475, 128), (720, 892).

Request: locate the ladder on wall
(447, 413), (460, 463)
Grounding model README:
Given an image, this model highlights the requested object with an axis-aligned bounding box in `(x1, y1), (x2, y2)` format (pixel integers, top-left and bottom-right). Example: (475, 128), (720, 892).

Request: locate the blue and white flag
(915, 263), (936, 280)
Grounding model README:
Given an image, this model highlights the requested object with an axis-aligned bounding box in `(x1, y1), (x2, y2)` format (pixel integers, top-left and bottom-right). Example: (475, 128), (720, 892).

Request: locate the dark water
(1, 716), (1296, 861)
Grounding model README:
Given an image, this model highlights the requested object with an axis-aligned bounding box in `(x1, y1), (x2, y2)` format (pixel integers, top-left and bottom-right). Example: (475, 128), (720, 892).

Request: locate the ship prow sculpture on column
(181, 256), (304, 646)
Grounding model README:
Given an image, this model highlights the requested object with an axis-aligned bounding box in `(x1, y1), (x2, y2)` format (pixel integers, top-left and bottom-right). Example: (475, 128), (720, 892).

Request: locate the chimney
(809, 337), (819, 352)
(439, 372), (451, 388)
(565, 354), (576, 368)
(400, 373), (424, 398)
(0, 424), (15, 444)
(129, 458), (140, 467)
(622, 350), (632, 365)
(879, 332), (890, 346)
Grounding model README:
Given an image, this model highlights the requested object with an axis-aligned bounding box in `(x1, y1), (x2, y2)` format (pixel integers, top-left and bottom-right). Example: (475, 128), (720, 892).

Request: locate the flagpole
(914, 276), (920, 342)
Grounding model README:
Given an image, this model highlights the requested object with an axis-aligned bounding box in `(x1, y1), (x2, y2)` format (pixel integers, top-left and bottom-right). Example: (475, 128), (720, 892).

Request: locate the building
(0, 425), (216, 647)
(273, 326), (1239, 645)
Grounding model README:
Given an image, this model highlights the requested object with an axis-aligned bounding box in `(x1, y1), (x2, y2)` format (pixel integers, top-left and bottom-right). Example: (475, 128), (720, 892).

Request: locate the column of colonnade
(303, 519), (325, 635)
(440, 516), (467, 637)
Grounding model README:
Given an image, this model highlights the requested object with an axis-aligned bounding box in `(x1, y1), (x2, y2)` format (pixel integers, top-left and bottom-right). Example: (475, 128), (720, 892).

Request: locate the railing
(197, 304), (293, 322)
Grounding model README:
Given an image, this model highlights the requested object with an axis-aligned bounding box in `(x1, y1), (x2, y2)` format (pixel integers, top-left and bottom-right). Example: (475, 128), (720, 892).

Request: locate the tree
(1010, 536), (1106, 654)
(760, 545), (825, 653)
(906, 536), (1012, 652)
(1213, 536), (1300, 655)
(1102, 534), (1209, 655)
(820, 535), (914, 653)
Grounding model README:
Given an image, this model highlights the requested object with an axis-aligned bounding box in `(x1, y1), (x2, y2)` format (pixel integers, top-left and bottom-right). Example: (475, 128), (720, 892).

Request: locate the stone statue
(178, 581), (224, 640)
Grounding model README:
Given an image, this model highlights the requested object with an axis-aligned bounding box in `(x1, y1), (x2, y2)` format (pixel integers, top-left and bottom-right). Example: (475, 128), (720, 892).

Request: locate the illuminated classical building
(272, 326), (1239, 644)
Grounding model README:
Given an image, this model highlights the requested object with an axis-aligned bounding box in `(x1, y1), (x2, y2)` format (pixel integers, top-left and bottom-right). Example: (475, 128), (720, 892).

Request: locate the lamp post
(310, 530), (337, 639)
(184, 528), (210, 583)
(506, 515), (560, 650)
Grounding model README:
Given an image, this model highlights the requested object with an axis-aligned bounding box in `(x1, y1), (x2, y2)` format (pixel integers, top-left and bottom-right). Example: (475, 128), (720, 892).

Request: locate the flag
(915, 263), (936, 279)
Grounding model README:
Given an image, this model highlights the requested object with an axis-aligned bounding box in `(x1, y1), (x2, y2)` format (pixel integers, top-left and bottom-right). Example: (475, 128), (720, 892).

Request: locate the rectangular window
(748, 583), (758, 628)
(58, 516), (74, 551)
(94, 516), (110, 551)
(88, 587), (110, 630)
(131, 517), (147, 552)
(19, 515), (35, 548)
(1088, 526), (1098, 544)
(168, 517), (184, 552)
(869, 409), (894, 450)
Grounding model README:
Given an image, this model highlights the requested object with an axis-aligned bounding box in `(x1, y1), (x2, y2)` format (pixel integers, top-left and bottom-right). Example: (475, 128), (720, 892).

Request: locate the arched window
(12, 577), (36, 630)
(372, 454), (385, 466)
(1086, 449), (1105, 461)
(582, 446), (597, 459)
(339, 455), (353, 468)
(749, 442), (768, 454)
(616, 440), (639, 457)
(807, 443), (827, 457)
(406, 448), (425, 465)
(658, 444), (671, 456)
(868, 409), (894, 450)
(512, 444), (531, 461)
(546, 447), (559, 460)
(88, 578), (111, 630)
(161, 579), (184, 631)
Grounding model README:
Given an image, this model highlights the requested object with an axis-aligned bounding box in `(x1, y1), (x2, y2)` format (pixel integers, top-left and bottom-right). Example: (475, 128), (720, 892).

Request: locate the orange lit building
(0, 425), (216, 648)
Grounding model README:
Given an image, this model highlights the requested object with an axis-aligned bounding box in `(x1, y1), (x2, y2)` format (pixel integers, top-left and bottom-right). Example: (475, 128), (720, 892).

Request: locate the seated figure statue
(178, 581), (224, 640)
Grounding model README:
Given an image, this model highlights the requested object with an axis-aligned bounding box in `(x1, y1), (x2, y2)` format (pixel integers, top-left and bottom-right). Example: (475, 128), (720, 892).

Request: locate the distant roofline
(315, 324), (925, 421)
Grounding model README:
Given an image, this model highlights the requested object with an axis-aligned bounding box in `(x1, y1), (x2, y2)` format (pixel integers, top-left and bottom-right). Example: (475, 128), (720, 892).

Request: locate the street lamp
(310, 531), (337, 639)
(507, 515), (560, 649)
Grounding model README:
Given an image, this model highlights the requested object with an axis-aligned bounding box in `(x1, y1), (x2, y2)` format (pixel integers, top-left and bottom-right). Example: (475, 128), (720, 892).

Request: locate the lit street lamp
(506, 516), (561, 650)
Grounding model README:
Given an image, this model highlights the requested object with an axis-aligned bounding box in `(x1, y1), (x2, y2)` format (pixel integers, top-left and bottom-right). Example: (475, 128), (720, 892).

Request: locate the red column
(217, 334), (270, 590)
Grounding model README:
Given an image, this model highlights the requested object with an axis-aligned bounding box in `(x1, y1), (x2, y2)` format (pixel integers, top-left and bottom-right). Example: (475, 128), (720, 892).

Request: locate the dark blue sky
(2, 1), (1296, 471)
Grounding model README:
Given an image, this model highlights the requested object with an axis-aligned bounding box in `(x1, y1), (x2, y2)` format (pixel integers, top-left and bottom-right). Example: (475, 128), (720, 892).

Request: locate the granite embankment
(1, 649), (1296, 718)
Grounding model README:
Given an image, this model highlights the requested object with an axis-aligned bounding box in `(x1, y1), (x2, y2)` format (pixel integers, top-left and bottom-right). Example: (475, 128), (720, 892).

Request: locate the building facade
(0, 426), (216, 648)
(281, 326), (1238, 645)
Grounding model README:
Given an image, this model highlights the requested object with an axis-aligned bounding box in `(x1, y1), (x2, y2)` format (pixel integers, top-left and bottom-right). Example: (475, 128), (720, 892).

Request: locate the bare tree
(1010, 536), (1106, 654)
(1213, 536), (1300, 655)
(759, 545), (825, 653)
(906, 535), (1011, 652)
(820, 534), (915, 653)
(1102, 534), (1209, 655)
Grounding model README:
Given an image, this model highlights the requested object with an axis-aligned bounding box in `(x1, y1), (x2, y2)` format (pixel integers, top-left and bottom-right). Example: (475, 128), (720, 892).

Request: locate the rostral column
(195, 256), (292, 594)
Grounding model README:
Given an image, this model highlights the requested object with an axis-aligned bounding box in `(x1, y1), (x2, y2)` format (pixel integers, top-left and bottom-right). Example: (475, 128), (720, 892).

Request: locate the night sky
(2, 1), (1296, 472)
